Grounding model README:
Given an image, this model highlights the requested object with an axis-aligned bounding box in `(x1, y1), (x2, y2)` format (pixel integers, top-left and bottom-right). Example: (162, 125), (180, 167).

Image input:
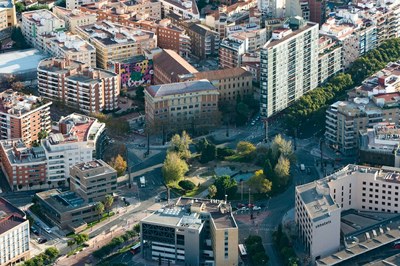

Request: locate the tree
(15, 2), (24, 12)
(235, 102), (251, 125)
(11, 27), (30, 50)
(44, 247), (59, 260)
(10, 81), (24, 91)
(274, 156), (290, 187)
(38, 130), (48, 140)
(47, 181), (51, 187)
(108, 154), (127, 176)
(74, 233), (89, 245)
(18, 184), (23, 190)
(133, 223), (140, 234)
(236, 141), (256, 154)
(29, 183), (33, 189)
(214, 175), (238, 200)
(208, 184), (217, 198)
(271, 134), (295, 162)
(135, 86), (145, 102)
(196, 138), (216, 163)
(104, 194), (114, 213)
(178, 180), (196, 191)
(95, 202), (105, 221)
(26, 4), (50, 11)
(247, 170), (272, 194)
(162, 152), (188, 184)
(168, 131), (192, 160)
(67, 239), (75, 250)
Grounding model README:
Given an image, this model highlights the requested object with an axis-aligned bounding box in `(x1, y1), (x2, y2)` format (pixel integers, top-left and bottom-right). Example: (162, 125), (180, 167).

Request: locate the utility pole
(226, 119), (230, 137)
(146, 131), (150, 156)
(294, 128), (297, 151)
(162, 125), (165, 146)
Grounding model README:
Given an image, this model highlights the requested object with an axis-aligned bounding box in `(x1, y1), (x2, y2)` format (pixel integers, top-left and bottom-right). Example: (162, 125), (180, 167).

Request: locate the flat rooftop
(0, 49), (46, 74)
(142, 197), (237, 229)
(73, 159), (115, 176)
(296, 180), (339, 222)
(264, 22), (317, 49)
(78, 21), (155, 47)
(36, 189), (93, 213)
(0, 89), (51, 116)
(317, 211), (400, 265)
(0, 139), (46, 165)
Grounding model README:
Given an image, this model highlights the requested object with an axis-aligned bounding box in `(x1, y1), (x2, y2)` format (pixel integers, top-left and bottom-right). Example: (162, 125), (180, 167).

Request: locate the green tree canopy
(168, 131), (192, 160)
(214, 175), (238, 200)
(108, 154), (127, 176)
(208, 184), (217, 198)
(247, 170), (272, 194)
(274, 156), (290, 187)
(162, 152), (189, 184)
(236, 141), (256, 154)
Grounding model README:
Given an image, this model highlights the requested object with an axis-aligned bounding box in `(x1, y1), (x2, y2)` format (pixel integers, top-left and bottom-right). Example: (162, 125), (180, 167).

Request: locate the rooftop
(0, 49), (47, 74)
(72, 159), (116, 176)
(38, 58), (116, 80)
(146, 79), (217, 97)
(142, 197), (237, 229)
(78, 21), (155, 47)
(317, 211), (400, 265)
(0, 197), (27, 235)
(0, 139), (47, 165)
(264, 22), (317, 49)
(22, 9), (64, 26)
(46, 113), (105, 146)
(192, 67), (252, 81)
(360, 122), (400, 152)
(296, 180), (339, 222)
(36, 189), (94, 213)
(161, 0), (199, 15)
(0, 89), (51, 117)
(153, 49), (198, 80)
(48, 32), (95, 53)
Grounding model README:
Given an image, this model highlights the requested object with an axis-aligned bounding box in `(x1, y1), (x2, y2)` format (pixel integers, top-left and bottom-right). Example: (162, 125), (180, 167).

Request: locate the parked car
(253, 206), (261, 211)
(37, 238), (47, 244)
(30, 227), (39, 236)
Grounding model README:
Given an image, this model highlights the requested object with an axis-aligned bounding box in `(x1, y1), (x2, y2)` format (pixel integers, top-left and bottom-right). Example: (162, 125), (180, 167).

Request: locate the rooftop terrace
(0, 90), (51, 117)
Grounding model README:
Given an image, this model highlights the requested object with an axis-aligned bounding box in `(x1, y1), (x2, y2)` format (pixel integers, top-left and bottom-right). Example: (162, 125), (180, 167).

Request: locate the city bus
(130, 242), (141, 255)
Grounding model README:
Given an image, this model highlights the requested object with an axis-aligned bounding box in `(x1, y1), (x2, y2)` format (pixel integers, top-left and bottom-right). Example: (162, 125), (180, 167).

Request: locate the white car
(253, 206), (261, 211)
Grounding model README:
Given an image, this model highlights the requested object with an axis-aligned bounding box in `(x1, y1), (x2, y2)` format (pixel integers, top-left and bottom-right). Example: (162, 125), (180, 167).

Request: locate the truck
(140, 176), (146, 188)
(300, 164), (305, 171)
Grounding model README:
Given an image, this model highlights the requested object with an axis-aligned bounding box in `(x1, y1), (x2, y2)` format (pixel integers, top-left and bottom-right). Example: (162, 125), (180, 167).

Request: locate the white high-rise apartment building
(260, 17), (319, 118)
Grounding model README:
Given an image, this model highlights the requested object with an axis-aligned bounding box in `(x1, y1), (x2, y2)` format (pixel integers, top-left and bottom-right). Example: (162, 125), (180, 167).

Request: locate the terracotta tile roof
(153, 49), (198, 79)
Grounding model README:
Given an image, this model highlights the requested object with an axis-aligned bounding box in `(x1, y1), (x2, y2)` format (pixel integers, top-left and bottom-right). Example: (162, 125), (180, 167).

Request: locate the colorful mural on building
(114, 58), (153, 89)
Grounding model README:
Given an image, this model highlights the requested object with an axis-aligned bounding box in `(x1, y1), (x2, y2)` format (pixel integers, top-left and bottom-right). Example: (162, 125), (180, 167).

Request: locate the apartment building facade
(0, 139), (47, 189)
(79, 0), (162, 22)
(181, 67), (254, 104)
(159, 0), (199, 19)
(359, 123), (400, 167)
(157, 19), (191, 58)
(144, 80), (220, 133)
(140, 197), (238, 266)
(53, 6), (97, 34)
(37, 58), (119, 113)
(317, 36), (342, 85)
(296, 164), (400, 262)
(0, 0), (16, 31)
(42, 113), (106, 183)
(44, 32), (96, 67)
(325, 61), (400, 155)
(219, 38), (246, 69)
(260, 18), (319, 117)
(70, 160), (117, 203)
(153, 49), (198, 84)
(183, 23), (220, 59)
(21, 10), (66, 51)
(36, 189), (98, 230)
(0, 90), (52, 146)
(76, 21), (157, 69)
(0, 198), (30, 266)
